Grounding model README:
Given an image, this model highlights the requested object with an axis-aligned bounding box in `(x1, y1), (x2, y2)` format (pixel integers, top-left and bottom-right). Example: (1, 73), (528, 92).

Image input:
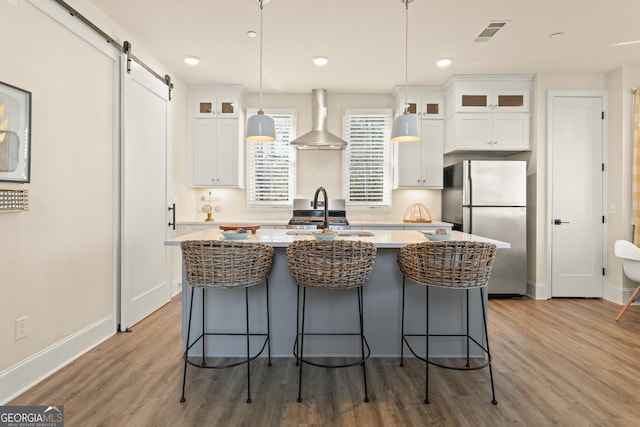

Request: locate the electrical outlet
(15, 316), (28, 340)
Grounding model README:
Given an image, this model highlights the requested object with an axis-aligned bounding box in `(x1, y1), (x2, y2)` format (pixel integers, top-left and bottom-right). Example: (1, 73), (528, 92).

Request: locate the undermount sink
(285, 230), (374, 237)
(337, 231), (375, 237)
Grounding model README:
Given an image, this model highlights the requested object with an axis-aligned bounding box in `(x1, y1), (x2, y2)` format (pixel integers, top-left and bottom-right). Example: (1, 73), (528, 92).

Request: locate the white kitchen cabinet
(396, 120), (444, 188)
(442, 75), (533, 153)
(392, 86), (444, 188)
(445, 112), (530, 152)
(453, 88), (529, 113)
(191, 118), (240, 186)
(187, 85), (245, 188)
(194, 96), (241, 119)
(392, 86), (444, 120)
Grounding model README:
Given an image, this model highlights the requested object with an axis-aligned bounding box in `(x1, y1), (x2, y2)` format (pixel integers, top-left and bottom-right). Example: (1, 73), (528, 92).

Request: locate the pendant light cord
(259, 0), (265, 113)
(403, 0), (409, 115)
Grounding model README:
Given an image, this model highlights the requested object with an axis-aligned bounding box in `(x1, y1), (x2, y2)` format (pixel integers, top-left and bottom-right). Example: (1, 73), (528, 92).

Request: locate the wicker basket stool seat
(397, 241), (497, 404)
(179, 240), (274, 404)
(286, 239), (377, 403)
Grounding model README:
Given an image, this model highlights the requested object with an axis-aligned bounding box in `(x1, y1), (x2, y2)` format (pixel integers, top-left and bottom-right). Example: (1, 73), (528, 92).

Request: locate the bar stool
(397, 241), (497, 404)
(286, 239), (377, 403)
(179, 240), (274, 404)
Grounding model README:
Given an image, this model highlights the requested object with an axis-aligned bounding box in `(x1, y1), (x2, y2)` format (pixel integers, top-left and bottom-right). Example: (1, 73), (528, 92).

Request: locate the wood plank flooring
(10, 296), (640, 426)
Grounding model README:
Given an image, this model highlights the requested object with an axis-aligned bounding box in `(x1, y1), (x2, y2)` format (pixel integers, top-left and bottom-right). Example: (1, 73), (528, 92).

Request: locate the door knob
(553, 219), (570, 225)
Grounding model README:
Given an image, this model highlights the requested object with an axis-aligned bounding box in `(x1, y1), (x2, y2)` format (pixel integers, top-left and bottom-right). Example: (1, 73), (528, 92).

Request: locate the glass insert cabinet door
(403, 98), (443, 119)
(194, 97), (239, 118)
(457, 89), (529, 112)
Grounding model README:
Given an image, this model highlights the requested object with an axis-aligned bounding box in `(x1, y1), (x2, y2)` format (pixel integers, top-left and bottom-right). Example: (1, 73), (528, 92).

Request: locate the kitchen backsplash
(175, 188), (442, 223)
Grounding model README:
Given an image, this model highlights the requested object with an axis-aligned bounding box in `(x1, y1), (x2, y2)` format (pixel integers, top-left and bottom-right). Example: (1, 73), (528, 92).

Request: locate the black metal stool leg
(358, 287), (369, 403)
(295, 285), (300, 367)
(465, 288), (470, 368)
(400, 276), (406, 367)
(480, 287), (498, 405)
(201, 288), (207, 367)
(180, 287), (196, 403)
(425, 285), (430, 404)
(297, 287), (307, 403)
(245, 287), (252, 404)
(266, 279), (272, 367)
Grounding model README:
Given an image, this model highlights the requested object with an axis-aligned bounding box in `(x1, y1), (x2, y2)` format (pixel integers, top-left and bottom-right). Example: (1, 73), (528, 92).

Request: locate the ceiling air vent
(474, 21), (508, 42)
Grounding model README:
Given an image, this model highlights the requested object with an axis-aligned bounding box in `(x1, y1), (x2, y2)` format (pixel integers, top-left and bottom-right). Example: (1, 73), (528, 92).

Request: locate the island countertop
(164, 229), (509, 249)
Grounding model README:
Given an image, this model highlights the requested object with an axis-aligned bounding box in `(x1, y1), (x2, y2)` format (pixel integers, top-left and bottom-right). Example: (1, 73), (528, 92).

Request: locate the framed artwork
(0, 81), (32, 183)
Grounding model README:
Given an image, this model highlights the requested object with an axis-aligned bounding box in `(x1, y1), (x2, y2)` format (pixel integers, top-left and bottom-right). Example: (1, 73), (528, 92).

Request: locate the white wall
(607, 66), (640, 301)
(0, 0), (114, 372)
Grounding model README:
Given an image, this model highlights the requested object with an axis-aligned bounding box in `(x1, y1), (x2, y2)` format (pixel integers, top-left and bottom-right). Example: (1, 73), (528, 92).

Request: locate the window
(247, 109), (296, 209)
(342, 109), (393, 208)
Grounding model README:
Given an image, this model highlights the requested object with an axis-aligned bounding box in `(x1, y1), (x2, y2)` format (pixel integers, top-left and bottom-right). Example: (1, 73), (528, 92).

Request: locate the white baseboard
(605, 283), (638, 306)
(0, 314), (116, 405)
(527, 280), (549, 300)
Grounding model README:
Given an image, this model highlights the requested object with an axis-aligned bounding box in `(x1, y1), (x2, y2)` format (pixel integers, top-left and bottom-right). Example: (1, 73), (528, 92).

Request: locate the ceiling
(86, 0), (640, 94)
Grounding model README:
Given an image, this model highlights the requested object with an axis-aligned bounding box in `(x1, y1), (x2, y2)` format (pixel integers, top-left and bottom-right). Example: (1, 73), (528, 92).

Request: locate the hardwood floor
(10, 295), (640, 426)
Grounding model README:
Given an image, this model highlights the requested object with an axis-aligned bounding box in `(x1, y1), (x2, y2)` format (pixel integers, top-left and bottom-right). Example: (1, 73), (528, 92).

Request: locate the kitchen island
(165, 229), (509, 358)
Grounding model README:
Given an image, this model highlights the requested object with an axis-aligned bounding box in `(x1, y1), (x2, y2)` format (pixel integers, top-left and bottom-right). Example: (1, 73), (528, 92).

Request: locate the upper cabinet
(395, 120), (444, 188)
(453, 89), (529, 113)
(187, 85), (246, 188)
(392, 86), (444, 188)
(392, 86), (444, 120)
(443, 75), (533, 153)
(194, 96), (241, 119)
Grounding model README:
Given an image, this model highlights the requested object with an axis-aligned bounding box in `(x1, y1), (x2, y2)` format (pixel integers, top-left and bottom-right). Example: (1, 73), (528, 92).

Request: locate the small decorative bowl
(422, 232), (452, 241)
(311, 231), (338, 240)
(222, 230), (250, 240)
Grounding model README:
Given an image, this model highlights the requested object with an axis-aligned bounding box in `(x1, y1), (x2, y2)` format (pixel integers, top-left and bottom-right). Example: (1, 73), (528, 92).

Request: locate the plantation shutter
(342, 109), (392, 208)
(247, 109), (296, 208)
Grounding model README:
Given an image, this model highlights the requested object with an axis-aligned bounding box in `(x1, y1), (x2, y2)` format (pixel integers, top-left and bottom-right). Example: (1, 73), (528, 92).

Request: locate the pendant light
(391, 0), (420, 142)
(247, 0), (276, 141)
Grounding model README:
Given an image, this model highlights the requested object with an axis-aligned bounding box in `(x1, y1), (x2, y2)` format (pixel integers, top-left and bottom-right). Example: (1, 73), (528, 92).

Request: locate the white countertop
(165, 228), (509, 249)
(177, 219), (453, 228)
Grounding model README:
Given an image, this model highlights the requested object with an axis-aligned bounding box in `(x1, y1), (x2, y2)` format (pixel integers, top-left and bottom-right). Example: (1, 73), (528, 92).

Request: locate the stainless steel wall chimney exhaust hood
(290, 89), (347, 150)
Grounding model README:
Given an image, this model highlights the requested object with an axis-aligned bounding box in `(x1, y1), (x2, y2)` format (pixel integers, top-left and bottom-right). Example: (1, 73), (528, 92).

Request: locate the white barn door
(120, 58), (172, 330)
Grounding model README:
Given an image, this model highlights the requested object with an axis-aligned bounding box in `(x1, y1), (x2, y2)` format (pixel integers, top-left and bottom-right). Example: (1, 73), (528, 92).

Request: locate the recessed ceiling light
(436, 58), (452, 68)
(313, 56), (328, 66)
(184, 56), (200, 65)
(247, 30), (257, 38)
(614, 39), (640, 47)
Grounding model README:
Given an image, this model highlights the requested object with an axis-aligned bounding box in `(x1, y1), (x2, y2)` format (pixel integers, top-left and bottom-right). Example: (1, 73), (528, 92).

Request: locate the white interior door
(549, 93), (605, 297)
(120, 58), (171, 330)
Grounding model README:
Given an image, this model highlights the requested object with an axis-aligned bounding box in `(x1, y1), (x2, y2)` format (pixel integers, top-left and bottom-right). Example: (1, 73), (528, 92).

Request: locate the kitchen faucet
(313, 186), (329, 230)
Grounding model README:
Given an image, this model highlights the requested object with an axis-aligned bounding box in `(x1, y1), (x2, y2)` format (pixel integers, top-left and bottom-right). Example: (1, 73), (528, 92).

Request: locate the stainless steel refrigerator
(442, 160), (527, 296)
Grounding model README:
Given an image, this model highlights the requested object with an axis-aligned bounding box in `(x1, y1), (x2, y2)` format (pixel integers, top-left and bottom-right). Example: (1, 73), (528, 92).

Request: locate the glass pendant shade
(391, 113), (420, 142)
(247, 110), (276, 141)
